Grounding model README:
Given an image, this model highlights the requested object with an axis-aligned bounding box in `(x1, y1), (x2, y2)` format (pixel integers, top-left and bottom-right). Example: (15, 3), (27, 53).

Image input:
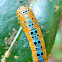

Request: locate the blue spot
(18, 19), (20, 22)
(28, 20), (32, 23)
(27, 19), (32, 23)
(28, 10), (29, 11)
(19, 15), (20, 17)
(37, 50), (43, 58)
(25, 15), (29, 18)
(38, 58), (44, 62)
(30, 30), (38, 35)
(35, 46), (42, 50)
(26, 26), (27, 27)
(28, 23), (34, 27)
(32, 34), (39, 40)
(34, 40), (41, 46)
(30, 27), (35, 30)
(24, 21), (26, 23)
(37, 50), (44, 58)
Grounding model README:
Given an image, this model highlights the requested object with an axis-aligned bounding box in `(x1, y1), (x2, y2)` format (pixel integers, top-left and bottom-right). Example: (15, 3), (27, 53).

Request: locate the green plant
(0, 0), (62, 62)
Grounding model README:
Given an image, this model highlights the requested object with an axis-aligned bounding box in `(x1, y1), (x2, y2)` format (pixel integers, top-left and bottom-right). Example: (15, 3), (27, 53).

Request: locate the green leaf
(0, 0), (62, 62)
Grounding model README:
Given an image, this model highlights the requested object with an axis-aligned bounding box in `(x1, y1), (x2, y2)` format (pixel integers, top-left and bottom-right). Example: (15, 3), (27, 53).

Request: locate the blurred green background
(48, 16), (62, 62)
(0, 0), (62, 62)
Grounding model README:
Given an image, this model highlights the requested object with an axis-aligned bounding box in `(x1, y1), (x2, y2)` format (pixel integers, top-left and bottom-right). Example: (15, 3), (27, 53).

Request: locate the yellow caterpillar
(17, 6), (47, 62)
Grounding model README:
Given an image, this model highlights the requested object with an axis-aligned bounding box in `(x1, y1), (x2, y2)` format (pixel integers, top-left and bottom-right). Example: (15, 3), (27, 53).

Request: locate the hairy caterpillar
(17, 6), (47, 62)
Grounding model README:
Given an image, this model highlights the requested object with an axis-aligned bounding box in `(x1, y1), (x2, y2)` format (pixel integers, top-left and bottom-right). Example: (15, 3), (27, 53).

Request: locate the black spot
(41, 46), (42, 48)
(38, 59), (39, 61)
(25, 11), (27, 12)
(32, 36), (34, 38)
(32, 23), (34, 25)
(34, 42), (37, 45)
(19, 12), (20, 13)
(37, 34), (39, 36)
(23, 12), (25, 13)
(30, 32), (33, 35)
(35, 30), (37, 33)
(36, 48), (37, 49)
(31, 18), (33, 19)
(29, 25), (31, 26)
(37, 54), (40, 56)
(41, 52), (43, 55)
(38, 40), (40, 43)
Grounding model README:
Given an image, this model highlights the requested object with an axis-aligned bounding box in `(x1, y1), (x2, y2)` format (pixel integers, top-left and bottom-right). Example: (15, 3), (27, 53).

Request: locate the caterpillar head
(16, 6), (33, 23)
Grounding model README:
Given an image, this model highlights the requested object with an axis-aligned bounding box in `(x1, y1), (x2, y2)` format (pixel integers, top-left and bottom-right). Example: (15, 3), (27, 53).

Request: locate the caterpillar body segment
(17, 6), (47, 62)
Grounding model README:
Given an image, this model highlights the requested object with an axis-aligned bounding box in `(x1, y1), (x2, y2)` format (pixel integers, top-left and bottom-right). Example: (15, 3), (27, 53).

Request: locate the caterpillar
(17, 6), (47, 62)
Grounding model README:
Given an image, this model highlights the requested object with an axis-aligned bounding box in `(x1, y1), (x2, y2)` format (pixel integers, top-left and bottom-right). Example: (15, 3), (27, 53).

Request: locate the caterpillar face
(17, 6), (47, 62)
